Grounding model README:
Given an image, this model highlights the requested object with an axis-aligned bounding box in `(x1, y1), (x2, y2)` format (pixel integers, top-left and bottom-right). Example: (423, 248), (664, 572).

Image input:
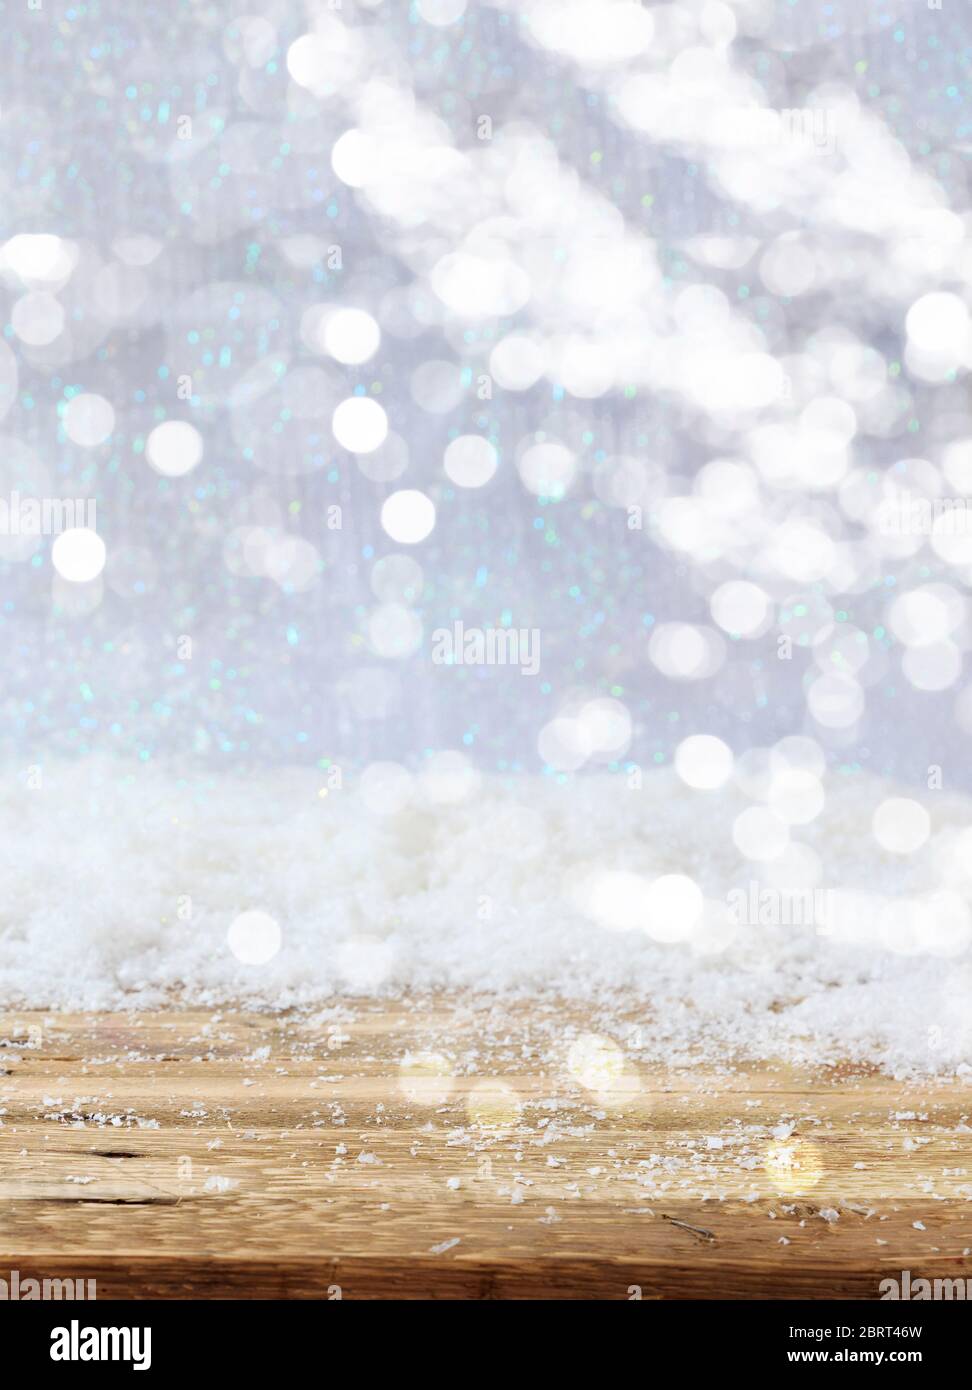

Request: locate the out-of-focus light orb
(585, 869), (650, 932)
(146, 420), (204, 477)
(649, 622), (725, 681)
(431, 251), (530, 319)
(227, 909), (281, 965)
(331, 128), (378, 188)
(465, 1080), (520, 1130)
(537, 716), (591, 772)
(489, 334), (545, 391)
(517, 440), (577, 498)
(336, 936), (394, 991)
(710, 580), (769, 637)
(444, 435), (497, 488)
(380, 489), (436, 544)
(902, 641), (962, 692)
(879, 897), (928, 956)
(707, 353), (785, 414)
(0, 341), (18, 424)
(920, 891), (972, 957)
(416, 0), (467, 25)
(760, 234), (816, 297)
(367, 603), (423, 659)
(764, 1140), (823, 1195)
(332, 396), (388, 453)
(398, 1051), (453, 1105)
(772, 735), (827, 779)
(567, 1034), (626, 1092)
(812, 622), (872, 677)
(806, 672), (865, 729)
(873, 797), (931, 855)
(359, 761), (413, 815)
(767, 770), (825, 825)
(2, 233), (76, 284)
(51, 528), (106, 583)
(273, 536), (322, 592)
(227, 14), (278, 68)
(371, 553), (423, 604)
(772, 521), (835, 583)
(942, 439), (972, 492)
(906, 291), (970, 357)
(675, 734), (734, 790)
(657, 496), (717, 555)
(577, 698), (632, 756)
(286, 24), (359, 97)
(800, 395), (857, 454)
(554, 334), (616, 398)
(11, 291), (64, 346)
(420, 749), (480, 804)
(63, 393), (115, 448)
(354, 431), (409, 483)
(530, 0), (654, 64)
(733, 807), (789, 861)
(733, 748), (775, 801)
(887, 588), (954, 647)
(322, 307), (380, 365)
(644, 874), (704, 942)
(699, 0), (737, 45)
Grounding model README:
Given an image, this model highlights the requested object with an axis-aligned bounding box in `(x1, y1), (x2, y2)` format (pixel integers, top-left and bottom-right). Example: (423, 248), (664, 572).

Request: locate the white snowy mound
(1, 758), (971, 1074)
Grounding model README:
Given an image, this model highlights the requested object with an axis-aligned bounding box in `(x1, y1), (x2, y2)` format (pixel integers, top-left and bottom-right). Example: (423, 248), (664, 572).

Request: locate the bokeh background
(1, 0), (971, 787)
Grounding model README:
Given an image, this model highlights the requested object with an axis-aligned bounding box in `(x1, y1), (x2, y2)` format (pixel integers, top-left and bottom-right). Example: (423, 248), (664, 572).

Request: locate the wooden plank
(1, 1000), (970, 1299)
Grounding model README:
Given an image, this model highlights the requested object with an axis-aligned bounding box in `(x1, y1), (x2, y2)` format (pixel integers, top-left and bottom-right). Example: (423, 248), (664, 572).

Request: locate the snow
(2, 757), (970, 1075)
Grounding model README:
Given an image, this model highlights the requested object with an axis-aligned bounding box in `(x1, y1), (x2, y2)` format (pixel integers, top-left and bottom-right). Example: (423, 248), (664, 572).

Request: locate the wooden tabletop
(1, 998), (970, 1299)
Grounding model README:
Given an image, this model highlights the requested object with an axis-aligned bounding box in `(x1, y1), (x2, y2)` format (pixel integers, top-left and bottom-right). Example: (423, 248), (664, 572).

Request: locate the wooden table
(1, 998), (970, 1299)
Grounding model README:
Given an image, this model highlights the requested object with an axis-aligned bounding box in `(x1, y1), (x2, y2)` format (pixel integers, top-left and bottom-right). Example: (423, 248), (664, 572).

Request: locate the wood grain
(1, 998), (970, 1299)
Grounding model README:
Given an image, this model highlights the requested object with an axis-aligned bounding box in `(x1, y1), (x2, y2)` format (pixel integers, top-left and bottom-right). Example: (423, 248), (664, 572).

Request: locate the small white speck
(430, 1237), (460, 1255)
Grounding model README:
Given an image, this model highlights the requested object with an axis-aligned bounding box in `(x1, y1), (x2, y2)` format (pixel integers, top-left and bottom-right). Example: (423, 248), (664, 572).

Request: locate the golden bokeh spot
(397, 1050), (454, 1105)
(465, 1080), (520, 1131)
(567, 1033), (628, 1093)
(764, 1139), (824, 1194)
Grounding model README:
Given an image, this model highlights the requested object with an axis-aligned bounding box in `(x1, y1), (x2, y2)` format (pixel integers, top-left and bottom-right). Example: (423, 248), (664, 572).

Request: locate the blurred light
(227, 910), (281, 965)
(733, 806), (789, 861)
(643, 874), (704, 942)
(872, 797), (930, 854)
(51, 528), (106, 583)
(465, 1080), (520, 1130)
(675, 734), (734, 789)
(806, 672), (865, 728)
(764, 1141), (823, 1195)
(710, 580), (770, 637)
(489, 334), (545, 391)
(380, 489), (436, 544)
(767, 770), (825, 825)
(146, 420), (204, 477)
(367, 603), (423, 658)
(398, 1052), (454, 1105)
(321, 307), (381, 365)
(417, 0), (467, 25)
(332, 396), (388, 453)
(649, 623), (726, 680)
(517, 440), (577, 499)
(567, 1034), (626, 1091)
(63, 393), (115, 448)
(444, 435), (498, 488)
(11, 292), (64, 346)
(420, 750), (480, 803)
